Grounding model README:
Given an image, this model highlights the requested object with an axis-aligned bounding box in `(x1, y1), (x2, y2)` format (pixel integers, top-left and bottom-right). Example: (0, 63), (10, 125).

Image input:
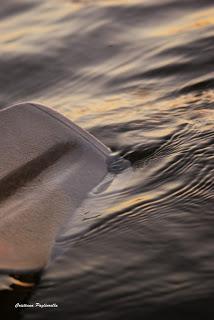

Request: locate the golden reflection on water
(41, 87), (213, 130)
(0, 0), (145, 52)
(0, 0), (213, 129)
(106, 180), (182, 214)
(0, 1), (80, 54)
(69, 0), (145, 6)
(151, 8), (214, 37)
(41, 92), (155, 127)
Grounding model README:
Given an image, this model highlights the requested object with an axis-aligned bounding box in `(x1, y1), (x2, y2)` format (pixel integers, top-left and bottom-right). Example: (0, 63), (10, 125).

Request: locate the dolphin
(0, 102), (111, 273)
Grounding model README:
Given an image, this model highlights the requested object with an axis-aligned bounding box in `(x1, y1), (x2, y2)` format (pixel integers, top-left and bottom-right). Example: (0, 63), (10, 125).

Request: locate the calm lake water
(0, 0), (214, 319)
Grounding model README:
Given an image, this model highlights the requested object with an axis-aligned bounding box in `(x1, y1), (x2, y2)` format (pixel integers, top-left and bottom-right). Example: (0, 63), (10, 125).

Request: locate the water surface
(0, 0), (213, 319)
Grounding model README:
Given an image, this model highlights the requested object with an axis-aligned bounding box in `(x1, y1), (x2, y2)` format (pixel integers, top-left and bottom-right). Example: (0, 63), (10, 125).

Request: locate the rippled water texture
(0, 0), (214, 319)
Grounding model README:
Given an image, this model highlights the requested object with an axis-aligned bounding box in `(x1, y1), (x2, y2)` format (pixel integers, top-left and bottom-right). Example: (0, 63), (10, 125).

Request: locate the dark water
(0, 0), (214, 319)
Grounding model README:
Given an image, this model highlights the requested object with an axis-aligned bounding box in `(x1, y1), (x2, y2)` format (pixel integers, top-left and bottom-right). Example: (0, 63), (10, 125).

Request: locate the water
(0, 0), (213, 319)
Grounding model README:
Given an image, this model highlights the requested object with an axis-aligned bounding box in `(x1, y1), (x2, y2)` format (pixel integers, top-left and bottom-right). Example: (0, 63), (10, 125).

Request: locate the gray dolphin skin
(0, 103), (110, 273)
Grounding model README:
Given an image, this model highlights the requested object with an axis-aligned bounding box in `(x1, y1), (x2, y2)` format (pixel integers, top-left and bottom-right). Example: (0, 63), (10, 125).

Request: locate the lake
(0, 0), (213, 319)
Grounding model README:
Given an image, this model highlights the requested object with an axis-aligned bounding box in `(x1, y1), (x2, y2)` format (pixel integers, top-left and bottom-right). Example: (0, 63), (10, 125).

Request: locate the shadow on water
(0, 0), (214, 319)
